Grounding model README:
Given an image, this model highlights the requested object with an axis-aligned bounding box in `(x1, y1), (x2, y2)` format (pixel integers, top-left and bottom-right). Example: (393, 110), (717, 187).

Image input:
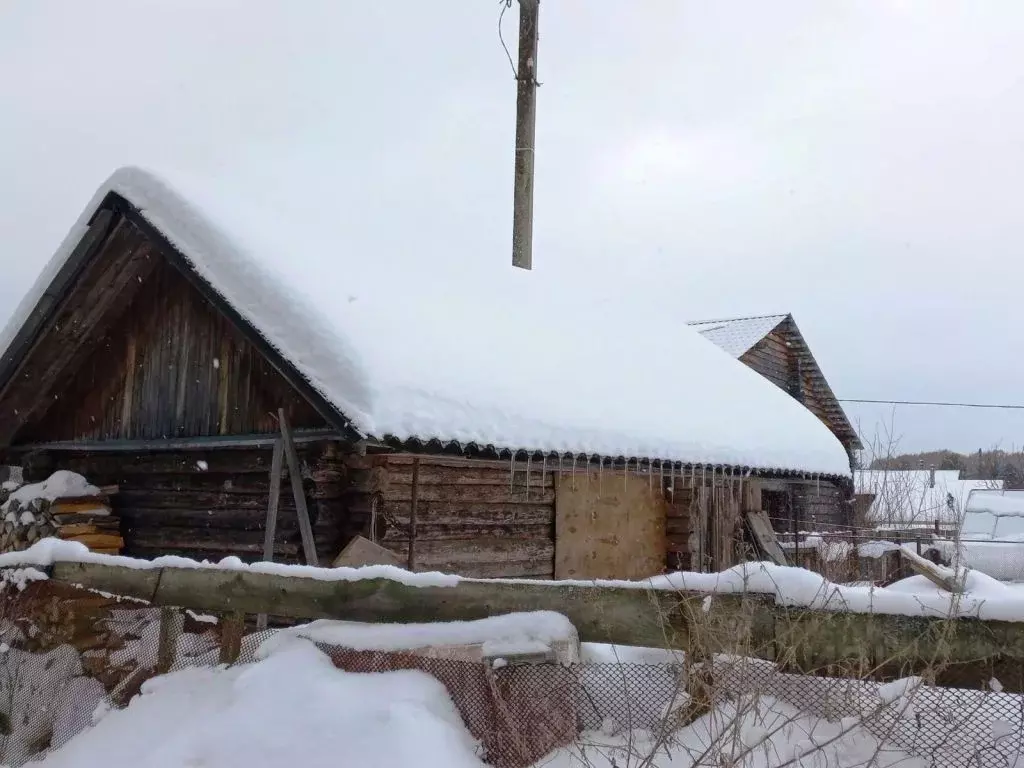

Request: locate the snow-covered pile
(536, 695), (923, 768)
(0, 472), (120, 556)
(33, 638), (486, 768)
(652, 560), (1024, 621)
(856, 540), (901, 559)
(778, 536), (854, 563)
(260, 611), (579, 662)
(1, 471), (99, 512)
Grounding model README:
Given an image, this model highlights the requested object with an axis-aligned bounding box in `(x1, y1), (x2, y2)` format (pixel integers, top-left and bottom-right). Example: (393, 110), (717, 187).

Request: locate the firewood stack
(0, 471), (122, 555)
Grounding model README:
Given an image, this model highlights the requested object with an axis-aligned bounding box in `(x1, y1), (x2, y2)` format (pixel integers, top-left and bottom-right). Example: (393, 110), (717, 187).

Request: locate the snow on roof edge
(0, 167), (851, 478)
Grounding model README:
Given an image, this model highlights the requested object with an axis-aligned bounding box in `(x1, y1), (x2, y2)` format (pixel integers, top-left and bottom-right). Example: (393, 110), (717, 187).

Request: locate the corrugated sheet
(687, 314), (788, 358)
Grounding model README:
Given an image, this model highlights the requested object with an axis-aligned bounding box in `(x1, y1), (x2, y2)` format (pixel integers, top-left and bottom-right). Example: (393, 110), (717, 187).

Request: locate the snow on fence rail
(3, 540), (1022, 694)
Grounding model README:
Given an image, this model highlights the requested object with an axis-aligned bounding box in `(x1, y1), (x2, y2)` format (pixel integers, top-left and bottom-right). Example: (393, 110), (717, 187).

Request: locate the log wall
(357, 454), (556, 579)
(21, 443), (350, 565)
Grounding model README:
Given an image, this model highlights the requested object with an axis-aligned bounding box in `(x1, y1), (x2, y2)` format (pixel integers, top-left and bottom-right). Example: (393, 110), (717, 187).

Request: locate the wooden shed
(0, 170), (853, 578)
(689, 314), (859, 536)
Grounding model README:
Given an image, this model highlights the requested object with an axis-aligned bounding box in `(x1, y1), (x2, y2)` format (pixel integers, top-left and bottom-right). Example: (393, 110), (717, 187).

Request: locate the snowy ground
(26, 636), (930, 768)
(30, 638), (486, 768)
(536, 697), (926, 768)
(19, 629), (1008, 768)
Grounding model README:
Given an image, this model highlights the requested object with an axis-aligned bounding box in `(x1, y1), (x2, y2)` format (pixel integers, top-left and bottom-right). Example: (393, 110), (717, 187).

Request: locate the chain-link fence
(0, 575), (1021, 767)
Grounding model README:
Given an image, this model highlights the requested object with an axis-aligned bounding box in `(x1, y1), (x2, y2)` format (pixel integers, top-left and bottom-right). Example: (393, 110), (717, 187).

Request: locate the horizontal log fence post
(42, 560), (1024, 693)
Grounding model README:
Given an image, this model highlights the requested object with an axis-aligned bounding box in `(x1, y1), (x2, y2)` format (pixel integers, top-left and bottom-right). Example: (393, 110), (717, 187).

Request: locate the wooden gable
(0, 210), (330, 447)
(739, 317), (861, 453)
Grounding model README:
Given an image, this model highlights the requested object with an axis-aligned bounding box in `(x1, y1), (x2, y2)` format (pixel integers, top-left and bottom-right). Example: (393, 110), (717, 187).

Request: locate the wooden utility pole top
(512, 0), (540, 270)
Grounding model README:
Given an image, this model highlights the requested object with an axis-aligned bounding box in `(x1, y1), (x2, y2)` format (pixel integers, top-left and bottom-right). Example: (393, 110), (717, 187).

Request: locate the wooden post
(156, 607), (183, 674)
(407, 457), (420, 571)
(278, 408), (318, 567)
(511, 0), (540, 270)
(257, 437), (285, 630)
(262, 438), (285, 562)
(219, 611), (245, 665)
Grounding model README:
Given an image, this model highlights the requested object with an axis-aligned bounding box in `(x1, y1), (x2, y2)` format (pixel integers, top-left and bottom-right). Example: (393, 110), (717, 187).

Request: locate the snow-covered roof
(687, 314), (789, 358)
(0, 170), (851, 477)
(965, 489), (1024, 517)
(855, 469), (1002, 526)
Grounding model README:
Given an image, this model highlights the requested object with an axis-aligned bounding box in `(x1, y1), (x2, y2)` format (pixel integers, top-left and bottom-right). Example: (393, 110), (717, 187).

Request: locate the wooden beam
(511, 0), (540, 270)
(46, 560), (1024, 692)
(257, 437), (285, 631)
(219, 611), (245, 665)
(156, 606), (184, 674)
(407, 457), (420, 571)
(51, 561), (762, 653)
(261, 438), (285, 564)
(9, 428), (344, 453)
(278, 408), (318, 566)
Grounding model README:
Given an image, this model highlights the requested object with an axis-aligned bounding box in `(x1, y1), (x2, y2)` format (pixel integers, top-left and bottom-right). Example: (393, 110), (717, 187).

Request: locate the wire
(498, 0), (518, 80)
(838, 398), (1024, 411)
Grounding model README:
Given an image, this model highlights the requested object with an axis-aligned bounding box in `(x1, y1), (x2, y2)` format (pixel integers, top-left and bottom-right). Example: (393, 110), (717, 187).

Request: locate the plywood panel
(554, 471), (667, 580)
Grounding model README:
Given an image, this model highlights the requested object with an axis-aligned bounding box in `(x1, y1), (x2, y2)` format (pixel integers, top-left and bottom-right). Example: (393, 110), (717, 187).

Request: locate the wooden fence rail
(46, 561), (1024, 693)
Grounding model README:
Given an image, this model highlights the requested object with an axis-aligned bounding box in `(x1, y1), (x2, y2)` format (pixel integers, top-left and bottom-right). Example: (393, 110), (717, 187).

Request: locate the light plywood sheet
(332, 535), (404, 568)
(555, 471), (666, 580)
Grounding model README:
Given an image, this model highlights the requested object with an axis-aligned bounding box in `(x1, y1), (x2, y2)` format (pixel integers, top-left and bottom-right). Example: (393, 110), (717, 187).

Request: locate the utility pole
(512, 0), (540, 270)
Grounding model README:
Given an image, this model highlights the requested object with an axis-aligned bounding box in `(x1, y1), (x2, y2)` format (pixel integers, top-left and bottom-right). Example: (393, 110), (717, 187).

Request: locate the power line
(839, 398), (1024, 411)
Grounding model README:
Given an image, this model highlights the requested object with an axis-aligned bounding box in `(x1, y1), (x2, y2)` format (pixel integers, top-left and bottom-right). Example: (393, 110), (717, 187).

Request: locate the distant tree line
(867, 449), (1024, 489)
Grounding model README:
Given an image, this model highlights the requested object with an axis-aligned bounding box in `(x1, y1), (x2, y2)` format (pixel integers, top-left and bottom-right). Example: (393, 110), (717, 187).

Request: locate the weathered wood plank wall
(350, 454), (556, 579)
(21, 259), (324, 443)
(0, 217), (161, 445)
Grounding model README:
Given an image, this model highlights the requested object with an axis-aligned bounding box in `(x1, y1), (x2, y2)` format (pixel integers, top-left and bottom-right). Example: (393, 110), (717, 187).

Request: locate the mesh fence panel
(0, 591), (1021, 767)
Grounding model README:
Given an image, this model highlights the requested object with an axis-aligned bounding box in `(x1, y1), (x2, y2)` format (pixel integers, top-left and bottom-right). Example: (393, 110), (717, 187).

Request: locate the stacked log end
(0, 477), (122, 555)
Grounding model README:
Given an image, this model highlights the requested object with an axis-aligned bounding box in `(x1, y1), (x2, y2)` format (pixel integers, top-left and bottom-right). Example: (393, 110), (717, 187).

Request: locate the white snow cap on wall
(0, 167), (851, 477)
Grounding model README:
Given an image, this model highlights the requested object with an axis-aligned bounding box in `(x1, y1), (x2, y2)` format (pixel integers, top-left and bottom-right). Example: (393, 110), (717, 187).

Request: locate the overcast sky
(2, 1), (1023, 457)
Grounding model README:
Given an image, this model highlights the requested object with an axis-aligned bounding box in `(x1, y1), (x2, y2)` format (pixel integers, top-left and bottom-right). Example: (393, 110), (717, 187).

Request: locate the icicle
(659, 460), (665, 489)
(510, 454), (516, 494)
(571, 454), (577, 485)
(648, 459), (653, 492)
(525, 454), (532, 500)
(624, 458), (629, 492)
(541, 454), (547, 497)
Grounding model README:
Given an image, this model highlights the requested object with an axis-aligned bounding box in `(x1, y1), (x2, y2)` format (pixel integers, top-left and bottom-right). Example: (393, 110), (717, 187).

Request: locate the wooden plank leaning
(278, 407), (318, 567)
